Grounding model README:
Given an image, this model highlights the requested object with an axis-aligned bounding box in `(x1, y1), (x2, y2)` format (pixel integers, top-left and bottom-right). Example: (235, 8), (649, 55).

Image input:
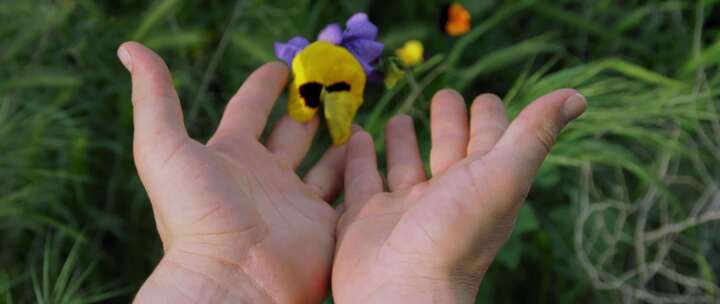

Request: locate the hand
(118, 42), (343, 303)
(333, 89), (586, 303)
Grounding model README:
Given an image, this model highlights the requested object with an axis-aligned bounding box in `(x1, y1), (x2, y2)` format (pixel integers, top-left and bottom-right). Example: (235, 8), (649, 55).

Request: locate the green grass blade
(681, 39), (720, 76)
(1, 72), (81, 92)
(530, 3), (610, 39)
(42, 237), (51, 304)
(31, 271), (43, 304)
(144, 30), (208, 50)
(52, 238), (82, 303)
(455, 35), (561, 90)
(600, 59), (686, 88)
(231, 32), (275, 64)
(131, 0), (181, 41)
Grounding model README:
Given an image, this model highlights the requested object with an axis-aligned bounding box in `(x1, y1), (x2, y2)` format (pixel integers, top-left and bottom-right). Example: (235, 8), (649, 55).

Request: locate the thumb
(470, 89), (586, 214)
(118, 42), (188, 171)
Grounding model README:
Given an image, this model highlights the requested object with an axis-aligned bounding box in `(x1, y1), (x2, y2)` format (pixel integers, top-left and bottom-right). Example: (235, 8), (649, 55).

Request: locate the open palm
(333, 89), (586, 303)
(120, 42), (342, 303)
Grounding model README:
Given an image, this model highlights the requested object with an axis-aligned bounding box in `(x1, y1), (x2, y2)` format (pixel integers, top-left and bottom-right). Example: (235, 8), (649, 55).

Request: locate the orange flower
(440, 3), (471, 36)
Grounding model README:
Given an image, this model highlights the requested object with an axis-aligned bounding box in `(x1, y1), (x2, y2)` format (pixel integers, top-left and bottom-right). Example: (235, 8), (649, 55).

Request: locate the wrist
(335, 265), (484, 304)
(134, 250), (277, 304)
(383, 260), (487, 304)
(369, 277), (479, 304)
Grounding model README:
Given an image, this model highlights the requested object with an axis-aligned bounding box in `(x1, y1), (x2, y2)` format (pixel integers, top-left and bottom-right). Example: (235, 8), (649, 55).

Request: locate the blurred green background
(2, 0), (720, 303)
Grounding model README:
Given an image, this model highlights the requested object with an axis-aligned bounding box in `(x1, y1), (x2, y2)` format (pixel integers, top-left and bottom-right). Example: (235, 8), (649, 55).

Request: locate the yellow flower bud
(395, 40), (424, 67)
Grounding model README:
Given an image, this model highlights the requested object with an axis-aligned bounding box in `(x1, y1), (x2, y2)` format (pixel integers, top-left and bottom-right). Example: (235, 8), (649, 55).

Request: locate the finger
(385, 114), (426, 191)
(267, 115), (319, 169)
(210, 62), (289, 143)
(467, 93), (508, 156)
(430, 89), (469, 176)
(118, 42), (188, 161)
(344, 131), (383, 208)
(473, 89), (586, 210)
(304, 143), (347, 202)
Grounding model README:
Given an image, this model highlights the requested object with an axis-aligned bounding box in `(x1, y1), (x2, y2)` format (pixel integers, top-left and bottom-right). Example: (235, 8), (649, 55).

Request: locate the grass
(1, 0), (719, 303)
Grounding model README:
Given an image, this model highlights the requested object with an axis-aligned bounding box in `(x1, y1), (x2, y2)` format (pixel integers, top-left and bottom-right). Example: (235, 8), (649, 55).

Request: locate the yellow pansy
(289, 41), (366, 145)
(395, 40), (424, 67)
(276, 13), (382, 144)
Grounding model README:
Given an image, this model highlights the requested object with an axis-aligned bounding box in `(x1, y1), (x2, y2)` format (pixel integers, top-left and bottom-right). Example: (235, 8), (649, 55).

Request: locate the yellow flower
(288, 41), (366, 145)
(395, 40), (424, 67)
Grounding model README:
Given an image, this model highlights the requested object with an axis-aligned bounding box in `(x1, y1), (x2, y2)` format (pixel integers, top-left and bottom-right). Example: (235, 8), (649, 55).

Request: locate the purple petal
(318, 23), (342, 45)
(343, 39), (384, 69)
(343, 13), (378, 41)
(274, 36), (309, 65)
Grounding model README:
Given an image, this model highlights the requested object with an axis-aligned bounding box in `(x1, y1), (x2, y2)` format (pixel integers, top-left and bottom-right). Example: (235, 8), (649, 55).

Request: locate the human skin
(119, 41), (586, 303)
(332, 89), (586, 303)
(118, 42), (344, 303)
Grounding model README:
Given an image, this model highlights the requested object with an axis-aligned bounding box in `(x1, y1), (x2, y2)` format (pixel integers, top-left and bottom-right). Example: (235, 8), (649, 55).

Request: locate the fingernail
(561, 93), (587, 121)
(436, 88), (463, 100)
(117, 46), (132, 72)
(478, 93), (502, 104)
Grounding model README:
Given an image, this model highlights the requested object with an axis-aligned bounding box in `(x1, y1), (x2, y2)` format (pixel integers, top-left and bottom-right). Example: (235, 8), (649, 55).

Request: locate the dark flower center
(299, 82), (323, 108)
(299, 81), (352, 108)
(326, 81), (351, 92)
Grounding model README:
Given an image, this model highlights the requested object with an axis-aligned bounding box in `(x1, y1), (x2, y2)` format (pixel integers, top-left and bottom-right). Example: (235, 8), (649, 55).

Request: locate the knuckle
(307, 183), (325, 197)
(346, 170), (374, 192)
(146, 72), (176, 97)
(430, 159), (447, 175)
(467, 133), (500, 154)
(271, 151), (295, 170)
(514, 111), (561, 154)
(467, 143), (492, 156)
(467, 159), (524, 216)
(208, 129), (254, 147)
(433, 126), (466, 142)
(388, 169), (418, 191)
(346, 157), (370, 175)
(533, 123), (557, 154)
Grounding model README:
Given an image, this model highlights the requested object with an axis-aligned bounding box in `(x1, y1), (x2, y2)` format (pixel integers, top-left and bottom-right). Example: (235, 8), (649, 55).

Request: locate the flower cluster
(274, 13), (382, 145)
(273, 4), (472, 144)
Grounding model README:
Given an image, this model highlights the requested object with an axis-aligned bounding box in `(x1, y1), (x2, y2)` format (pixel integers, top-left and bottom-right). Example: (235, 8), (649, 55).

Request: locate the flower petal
(395, 40), (424, 66)
(318, 23), (342, 45)
(343, 39), (384, 72)
(343, 13), (378, 41)
(274, 36), (310, 65)
(324, 91), (362, 145)
(288, 80), (318, 123)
